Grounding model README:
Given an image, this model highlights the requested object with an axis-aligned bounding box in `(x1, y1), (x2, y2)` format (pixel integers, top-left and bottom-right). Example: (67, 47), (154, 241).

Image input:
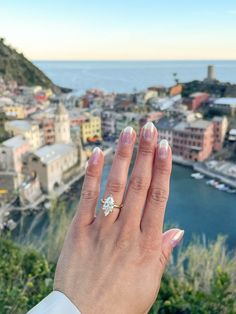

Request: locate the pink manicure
(121, 126), (134, 145)
(158, 139), (169, 160)
(171, 230), (184, 248)
(89, 147), (101, 165)
(143, 121), (155, 141)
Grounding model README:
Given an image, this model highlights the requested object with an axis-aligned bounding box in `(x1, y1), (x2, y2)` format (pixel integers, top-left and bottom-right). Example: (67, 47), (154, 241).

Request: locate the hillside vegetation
(0, 38), (67, 93)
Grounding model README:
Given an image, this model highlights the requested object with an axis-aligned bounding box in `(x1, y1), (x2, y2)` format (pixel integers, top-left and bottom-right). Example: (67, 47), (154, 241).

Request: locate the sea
(33, 60), (236, 250)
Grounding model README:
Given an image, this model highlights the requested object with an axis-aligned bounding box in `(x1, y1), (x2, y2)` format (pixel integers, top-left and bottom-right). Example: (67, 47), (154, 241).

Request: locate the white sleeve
(27, 291), (81, 314)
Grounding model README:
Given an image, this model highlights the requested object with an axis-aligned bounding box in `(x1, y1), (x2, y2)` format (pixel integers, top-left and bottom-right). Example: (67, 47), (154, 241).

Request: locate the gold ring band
(101, 199), (123, 208)
(101, 195), (123, 216)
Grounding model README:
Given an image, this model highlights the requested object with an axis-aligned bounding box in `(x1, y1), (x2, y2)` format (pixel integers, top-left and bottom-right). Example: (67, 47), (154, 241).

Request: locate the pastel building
(5, 120), (42, 151)
(101, 111), (116, 135)
(173, 120), (214, 162)
(3, 103), (26, 119)
(3, 103), (37, 119)
(29, 143), (78, 193)
(212, 116), (228, 151)
(42, 118), (55, 145)
(0, 136), (30, 191)
(184, 92), (209, 111)
(80, 115), (102, 144)
(154, 116), (179, 147)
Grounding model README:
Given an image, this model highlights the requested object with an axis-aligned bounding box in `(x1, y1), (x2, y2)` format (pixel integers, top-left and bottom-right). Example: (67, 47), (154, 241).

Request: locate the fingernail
(89, 147), (101, 165)
(158, 139), (169, 160)
(121, 126), (134, 145)
(143, 122), (155, 141)
(171, 230), (184, 248)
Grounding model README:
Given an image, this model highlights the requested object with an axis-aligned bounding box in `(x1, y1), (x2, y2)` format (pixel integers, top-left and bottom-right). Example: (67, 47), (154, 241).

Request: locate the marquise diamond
(102, 195), (115, 216)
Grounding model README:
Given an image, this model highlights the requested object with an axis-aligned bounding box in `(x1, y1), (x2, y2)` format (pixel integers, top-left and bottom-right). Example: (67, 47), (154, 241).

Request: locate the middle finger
(119, 122), (157, 228)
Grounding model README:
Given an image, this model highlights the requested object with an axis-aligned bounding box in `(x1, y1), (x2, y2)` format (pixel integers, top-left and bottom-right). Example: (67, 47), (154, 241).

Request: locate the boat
(191, 173), (204, 179)
(215, 183), (228, 191)
(226, 188), (236, 194)
(206, 179), (219, 187)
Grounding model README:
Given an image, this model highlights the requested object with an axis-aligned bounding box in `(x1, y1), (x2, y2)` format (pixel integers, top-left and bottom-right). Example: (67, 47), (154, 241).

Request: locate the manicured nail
(121, 126), (134, 145)
(158, 139), (169, 160)
(89, 147), (101, 165)
(171, 230), (184, 248)
(143, 121), (155, 141)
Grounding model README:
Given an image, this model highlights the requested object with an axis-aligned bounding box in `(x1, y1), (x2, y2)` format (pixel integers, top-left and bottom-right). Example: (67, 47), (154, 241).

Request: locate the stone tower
(207, 65), (216, 81)
(54, 103), (71, 144)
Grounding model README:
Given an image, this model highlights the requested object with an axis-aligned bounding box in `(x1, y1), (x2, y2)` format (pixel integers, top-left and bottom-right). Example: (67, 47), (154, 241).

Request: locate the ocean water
(34, 60), (236, 93)
(33, 60), (236, 249)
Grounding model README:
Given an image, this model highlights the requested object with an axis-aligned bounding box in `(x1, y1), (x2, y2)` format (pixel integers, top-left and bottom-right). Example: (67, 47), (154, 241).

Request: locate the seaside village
(0, 65), (236, 227)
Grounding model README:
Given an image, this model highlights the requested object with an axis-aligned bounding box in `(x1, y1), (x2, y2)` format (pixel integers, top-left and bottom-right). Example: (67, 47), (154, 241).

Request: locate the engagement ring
(101, 195), (123, 216)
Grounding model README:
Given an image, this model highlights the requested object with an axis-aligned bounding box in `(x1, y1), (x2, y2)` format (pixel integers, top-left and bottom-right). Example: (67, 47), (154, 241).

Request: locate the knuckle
(81, 189), (99, 200)
(86, 168), (100, 178)
(130, 175), (149, 192)
(149, 187), (169, 204)
(139, 144), (155, 156)
(115, 237), (131, 251)
(117, 148), (130, 159)
(107, 179), (125, 193)
(156, 165), (171, 177)
(159, 247), (169, 268)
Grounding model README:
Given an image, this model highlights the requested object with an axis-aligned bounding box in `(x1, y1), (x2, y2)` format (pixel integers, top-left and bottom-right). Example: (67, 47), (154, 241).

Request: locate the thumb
(159, 228), (184, 272)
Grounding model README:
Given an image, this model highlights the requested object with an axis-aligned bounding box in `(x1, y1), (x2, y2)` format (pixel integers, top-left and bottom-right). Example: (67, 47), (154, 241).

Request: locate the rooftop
(55, 103), (68, 115)
(214, 98), (236, 107)
(188, 119), (212, 129)
(34, 143), (75, 164)
(6, 120), (33, 131)
(2, 135), (28, 149)
(212, 116), (226, 122)
(155, 116), (180, 130)
(174, 119), (211, 131)
(190, 92), (209, 98)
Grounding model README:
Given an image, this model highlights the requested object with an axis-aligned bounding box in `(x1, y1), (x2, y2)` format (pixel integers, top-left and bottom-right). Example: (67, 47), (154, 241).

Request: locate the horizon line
(33, 59), (236, 62)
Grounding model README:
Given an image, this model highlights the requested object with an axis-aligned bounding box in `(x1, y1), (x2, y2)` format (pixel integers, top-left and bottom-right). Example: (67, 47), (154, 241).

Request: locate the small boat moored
(191, 173), (204, 180)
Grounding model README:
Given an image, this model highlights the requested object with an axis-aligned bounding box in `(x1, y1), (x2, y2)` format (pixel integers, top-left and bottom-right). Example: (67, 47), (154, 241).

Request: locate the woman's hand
(54, 122), (184, 314)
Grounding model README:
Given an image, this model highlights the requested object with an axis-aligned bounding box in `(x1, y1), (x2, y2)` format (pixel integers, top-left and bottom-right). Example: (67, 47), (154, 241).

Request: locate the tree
(173, 72), (179, 85)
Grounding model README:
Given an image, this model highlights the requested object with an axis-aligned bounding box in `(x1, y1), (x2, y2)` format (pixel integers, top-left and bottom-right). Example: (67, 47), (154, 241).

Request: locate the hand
(54, 122), (184, 314)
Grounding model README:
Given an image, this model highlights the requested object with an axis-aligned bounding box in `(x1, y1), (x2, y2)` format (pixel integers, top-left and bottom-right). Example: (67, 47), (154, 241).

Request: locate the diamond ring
(101, 194), (123, 216)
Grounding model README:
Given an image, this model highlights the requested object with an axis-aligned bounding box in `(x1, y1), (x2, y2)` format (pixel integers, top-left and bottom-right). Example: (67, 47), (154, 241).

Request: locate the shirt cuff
(27, 291), (81, 314)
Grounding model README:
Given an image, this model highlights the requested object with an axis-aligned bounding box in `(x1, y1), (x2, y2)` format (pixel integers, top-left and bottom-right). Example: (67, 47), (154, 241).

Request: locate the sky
(0, 0), (236, 61)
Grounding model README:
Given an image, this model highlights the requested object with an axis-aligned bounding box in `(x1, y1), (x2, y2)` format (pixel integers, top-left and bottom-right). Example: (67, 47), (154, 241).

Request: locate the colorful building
(29, 143), (78, 193)
(5, 120), (42, 151)
(173, 120), (214, 162)
(212, 116), (228, 151)
(184, 92), (209, 111)
(80, 115), (102, 144)
(0, 135), (30, 193)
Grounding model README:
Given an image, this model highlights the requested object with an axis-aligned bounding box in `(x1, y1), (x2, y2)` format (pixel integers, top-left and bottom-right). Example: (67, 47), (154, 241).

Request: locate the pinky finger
(76, 147), (104, 227)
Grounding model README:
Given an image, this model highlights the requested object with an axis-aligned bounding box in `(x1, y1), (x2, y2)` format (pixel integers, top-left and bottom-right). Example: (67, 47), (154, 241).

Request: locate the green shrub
(0, 236), (235, 313)
(0, 238), (54, 314)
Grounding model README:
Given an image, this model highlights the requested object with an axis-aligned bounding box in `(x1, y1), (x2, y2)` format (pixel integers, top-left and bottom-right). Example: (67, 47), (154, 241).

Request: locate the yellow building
(4, 120), (42, 151)
(3, 104), (26, 119)
(80, 115), (102, 144)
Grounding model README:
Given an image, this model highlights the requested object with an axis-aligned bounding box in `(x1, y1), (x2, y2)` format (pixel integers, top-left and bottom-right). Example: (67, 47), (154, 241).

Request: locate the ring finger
(95, 126), (136, 225)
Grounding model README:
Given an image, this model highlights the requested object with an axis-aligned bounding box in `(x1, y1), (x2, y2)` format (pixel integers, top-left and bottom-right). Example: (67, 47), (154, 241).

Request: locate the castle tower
(54, 103), (71, 144)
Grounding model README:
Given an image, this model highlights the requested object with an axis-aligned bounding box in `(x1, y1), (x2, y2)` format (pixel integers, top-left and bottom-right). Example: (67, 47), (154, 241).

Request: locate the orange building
(169, 84), (182, 97)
